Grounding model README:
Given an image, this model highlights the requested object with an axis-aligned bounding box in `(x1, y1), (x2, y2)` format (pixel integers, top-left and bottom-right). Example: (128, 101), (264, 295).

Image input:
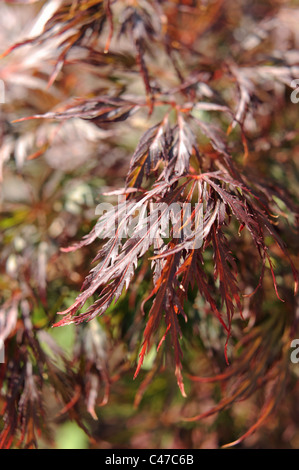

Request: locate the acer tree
(0, 0), (298, 449)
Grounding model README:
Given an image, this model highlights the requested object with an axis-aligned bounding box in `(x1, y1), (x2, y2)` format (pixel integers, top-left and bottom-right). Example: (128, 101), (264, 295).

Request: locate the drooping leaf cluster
(0, 0), (298, 448)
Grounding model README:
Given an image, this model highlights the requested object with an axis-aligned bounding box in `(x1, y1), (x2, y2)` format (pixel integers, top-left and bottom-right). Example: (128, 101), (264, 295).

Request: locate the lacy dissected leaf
(14, 96), (140, 126)
(126, 120), (170, 188)
(127, 116), (198, 187)
(211, 227), (241, 358)
(164, 115), (198, 180)
(54, 179), (187, 326)
(135, 249), (186, 396)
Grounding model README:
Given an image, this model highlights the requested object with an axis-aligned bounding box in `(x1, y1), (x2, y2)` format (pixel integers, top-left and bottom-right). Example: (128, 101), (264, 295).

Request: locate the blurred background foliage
(0, 0), (298, 449)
